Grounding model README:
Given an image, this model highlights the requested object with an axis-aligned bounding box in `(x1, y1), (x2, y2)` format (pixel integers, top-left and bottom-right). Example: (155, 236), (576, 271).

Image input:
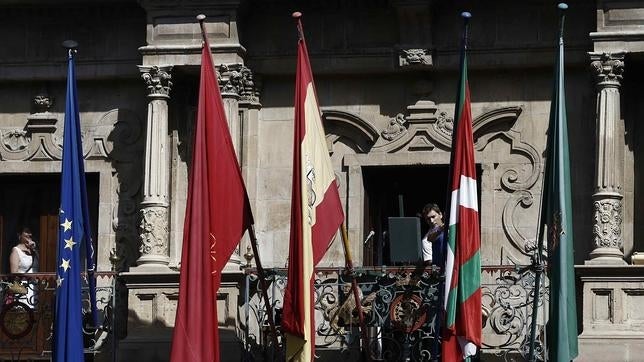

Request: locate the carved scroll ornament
(139, 207), (169, 256)
(593, 199), (623, 250)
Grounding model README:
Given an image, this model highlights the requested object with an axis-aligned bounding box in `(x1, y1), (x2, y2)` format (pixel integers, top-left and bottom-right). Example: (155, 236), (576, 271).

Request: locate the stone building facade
(0, 0), (643, 361)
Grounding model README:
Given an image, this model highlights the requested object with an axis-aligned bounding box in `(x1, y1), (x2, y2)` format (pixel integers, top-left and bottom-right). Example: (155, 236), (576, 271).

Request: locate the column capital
(218, 64), (259, 103)
(589, 52), (625, 88)
(138, 65), (173, 98)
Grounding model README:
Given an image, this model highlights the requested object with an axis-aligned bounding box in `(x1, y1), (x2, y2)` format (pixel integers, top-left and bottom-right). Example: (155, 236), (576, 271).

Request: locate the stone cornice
(138, 43), (246, 55)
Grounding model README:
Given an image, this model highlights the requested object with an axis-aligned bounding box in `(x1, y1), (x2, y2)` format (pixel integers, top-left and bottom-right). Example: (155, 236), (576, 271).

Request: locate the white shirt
(12, 247), (33, 273)
(422, 232), (432, 262)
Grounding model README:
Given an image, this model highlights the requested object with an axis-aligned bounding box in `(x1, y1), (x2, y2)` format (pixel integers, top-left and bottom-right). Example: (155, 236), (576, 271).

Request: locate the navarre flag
(170, 26), (253, 362)
(54, 43), (98, 362)
(281, 14), (345, 362)
(538, 4), (578, 361)
(442, 13), (482, 361)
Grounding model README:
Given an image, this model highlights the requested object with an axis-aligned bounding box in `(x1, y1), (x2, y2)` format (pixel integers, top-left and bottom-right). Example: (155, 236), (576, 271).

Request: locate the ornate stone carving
(2, 129), (30, 151)
(590, 52), (624, 87)
(399, 48), (432, 67)
(593, 199), (623, 250)
(139, 207), (169, 256)
(139, 66), (173, 97)
(218, 64), (259, 102)
(434, 111), (454, 140)
(33, 94), (54, 113)
(502, 190), (536, 256)
(381, 113), (408, 141)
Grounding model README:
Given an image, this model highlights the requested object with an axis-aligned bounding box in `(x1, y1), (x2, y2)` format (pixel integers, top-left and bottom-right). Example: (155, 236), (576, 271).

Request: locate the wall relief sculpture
(2, 130), (30, 151)
(381, 113), (408, 141)
(399, 48), (432, 67)
(0, 95), (132, 162)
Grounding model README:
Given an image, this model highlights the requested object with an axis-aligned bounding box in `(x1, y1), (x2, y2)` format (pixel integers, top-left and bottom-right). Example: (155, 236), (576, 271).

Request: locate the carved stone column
(216, 63), (258, 267)
(136, 65), (173, 269)
(587, 52), (626, 265)
(219, 64), (242, 161)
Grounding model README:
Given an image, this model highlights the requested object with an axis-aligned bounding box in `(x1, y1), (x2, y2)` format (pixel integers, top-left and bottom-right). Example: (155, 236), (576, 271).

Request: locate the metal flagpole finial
(62, 40), (78, 57)
(292, 11), (304, 40)
(196, 14), (208, 44)
(461, 12), (472, 49)
(557, 3), (568, 39)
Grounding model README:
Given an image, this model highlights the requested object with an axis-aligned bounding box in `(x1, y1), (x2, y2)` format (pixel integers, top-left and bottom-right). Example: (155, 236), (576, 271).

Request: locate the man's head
(422, 203), (443, 228)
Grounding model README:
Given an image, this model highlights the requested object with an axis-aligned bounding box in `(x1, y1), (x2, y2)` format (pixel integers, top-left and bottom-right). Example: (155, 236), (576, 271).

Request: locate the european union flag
(53, 43), (98, 362)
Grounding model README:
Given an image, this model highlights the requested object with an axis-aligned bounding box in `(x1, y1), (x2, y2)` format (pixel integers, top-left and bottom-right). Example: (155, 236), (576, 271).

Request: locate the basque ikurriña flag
(54, 45), (98, 362)
(169, 23), (253, 362)
(442, 13), (482, 362)
(281, 14), (345, 362)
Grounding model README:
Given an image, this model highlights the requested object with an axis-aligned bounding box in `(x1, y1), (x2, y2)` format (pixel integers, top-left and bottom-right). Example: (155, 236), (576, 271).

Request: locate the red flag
(281, 16), (345, 362)
(170, 35), (253, 361)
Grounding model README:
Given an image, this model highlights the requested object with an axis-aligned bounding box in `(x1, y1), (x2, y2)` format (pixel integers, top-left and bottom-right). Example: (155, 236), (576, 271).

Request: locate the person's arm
(9, 247), (20, 273)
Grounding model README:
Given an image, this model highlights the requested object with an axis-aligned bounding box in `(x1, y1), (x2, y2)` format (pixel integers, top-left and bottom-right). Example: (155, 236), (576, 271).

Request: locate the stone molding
(322, 110), (380, 154)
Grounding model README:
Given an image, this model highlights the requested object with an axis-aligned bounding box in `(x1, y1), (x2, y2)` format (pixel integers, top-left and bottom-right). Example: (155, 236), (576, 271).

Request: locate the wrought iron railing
(0, 272), (117, 361)
(242, 265), (546, 361)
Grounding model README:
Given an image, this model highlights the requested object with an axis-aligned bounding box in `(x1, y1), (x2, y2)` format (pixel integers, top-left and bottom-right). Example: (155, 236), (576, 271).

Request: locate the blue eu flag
(53, 45), (98, 362)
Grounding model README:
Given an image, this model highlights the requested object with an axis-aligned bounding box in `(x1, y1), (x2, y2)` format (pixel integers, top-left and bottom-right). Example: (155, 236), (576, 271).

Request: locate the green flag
(538, 4), (579, 361)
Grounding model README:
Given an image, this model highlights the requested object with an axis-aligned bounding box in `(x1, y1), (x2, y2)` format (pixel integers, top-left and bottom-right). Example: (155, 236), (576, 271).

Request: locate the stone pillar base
(577, 265), (644, 361)
(578, 335), (644, 362)
(586, 247), (627, 265)
(118, 271), (246, 362)
(131, 254), (172, 273)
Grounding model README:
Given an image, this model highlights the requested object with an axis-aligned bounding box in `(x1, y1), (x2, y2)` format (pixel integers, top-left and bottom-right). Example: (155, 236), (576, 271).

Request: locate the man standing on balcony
(421, 203), (445, 270)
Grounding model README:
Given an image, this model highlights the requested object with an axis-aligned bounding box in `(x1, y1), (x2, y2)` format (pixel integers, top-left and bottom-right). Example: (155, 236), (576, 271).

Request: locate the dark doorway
(363, 166), (448, 266)
(0, 173), (99, 273)
(362, 165), (482, 266)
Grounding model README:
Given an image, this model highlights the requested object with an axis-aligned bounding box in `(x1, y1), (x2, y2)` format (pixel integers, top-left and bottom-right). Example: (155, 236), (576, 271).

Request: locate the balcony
(242, 265), (546, 361)
(0, 265), (544, 361)
(0, 272), (116, 361)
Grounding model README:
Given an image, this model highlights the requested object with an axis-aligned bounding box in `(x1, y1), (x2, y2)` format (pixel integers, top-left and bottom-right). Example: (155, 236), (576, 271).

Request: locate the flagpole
(438, 11), (471, 361)
(196, 14), (282, 355)
(527, 4), (567, 362)
(340, 223), (372, 362)
(248, 225), (282, 355)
